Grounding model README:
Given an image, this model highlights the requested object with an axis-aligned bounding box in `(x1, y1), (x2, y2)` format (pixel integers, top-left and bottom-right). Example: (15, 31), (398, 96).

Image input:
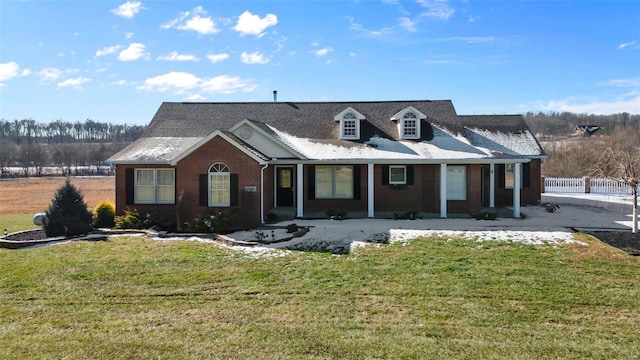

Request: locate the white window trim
(134, 168), (175, 204)
(334, 107), (365, 140)
(209, 163), (230, 207)
(315, 166), (354, 199)
(389, 165), (407, 185)
(390, 106), (427, 140)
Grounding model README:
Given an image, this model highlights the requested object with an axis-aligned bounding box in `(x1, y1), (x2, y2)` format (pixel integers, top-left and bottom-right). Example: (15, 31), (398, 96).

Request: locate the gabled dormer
(334, 107), (366, 140)
(391, 106), (427, 140)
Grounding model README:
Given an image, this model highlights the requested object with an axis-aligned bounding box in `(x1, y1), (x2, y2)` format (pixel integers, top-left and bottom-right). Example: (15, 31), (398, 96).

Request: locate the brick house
(107, 100), (545, 230)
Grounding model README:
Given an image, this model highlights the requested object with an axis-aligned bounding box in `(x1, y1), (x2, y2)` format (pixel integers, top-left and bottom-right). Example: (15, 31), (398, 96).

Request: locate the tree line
(523, 111), (639, 138)
(0, 118), (146, 144)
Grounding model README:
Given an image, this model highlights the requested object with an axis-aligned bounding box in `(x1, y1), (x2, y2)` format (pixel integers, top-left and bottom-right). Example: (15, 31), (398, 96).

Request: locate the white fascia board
(229, 119), (306, 160)
(268, 158), (532, 165)
(108, 160), (172, 165)
(390, 106), (427, 121)
(334, 107), (366, 121)
(169, 130), (267, 165)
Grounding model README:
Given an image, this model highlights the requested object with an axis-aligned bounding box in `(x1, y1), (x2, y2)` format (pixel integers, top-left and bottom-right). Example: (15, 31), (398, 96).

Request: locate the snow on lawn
(387, 229), (582, 245)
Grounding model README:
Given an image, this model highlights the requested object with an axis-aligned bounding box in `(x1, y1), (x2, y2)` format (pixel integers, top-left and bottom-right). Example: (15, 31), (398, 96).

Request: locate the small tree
(592, 130), (640, 233)
(44, 178), (93, 237)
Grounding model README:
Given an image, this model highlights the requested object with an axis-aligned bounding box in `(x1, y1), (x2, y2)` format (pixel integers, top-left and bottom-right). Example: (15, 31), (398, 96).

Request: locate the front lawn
(0, 234), (638, 359)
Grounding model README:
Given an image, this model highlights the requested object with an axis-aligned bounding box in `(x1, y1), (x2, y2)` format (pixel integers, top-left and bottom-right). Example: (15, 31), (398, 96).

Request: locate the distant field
(0, 176), (114, 232)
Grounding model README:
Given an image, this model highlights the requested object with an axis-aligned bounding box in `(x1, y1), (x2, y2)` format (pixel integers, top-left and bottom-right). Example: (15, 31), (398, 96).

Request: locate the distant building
(572, 125), (603, 137)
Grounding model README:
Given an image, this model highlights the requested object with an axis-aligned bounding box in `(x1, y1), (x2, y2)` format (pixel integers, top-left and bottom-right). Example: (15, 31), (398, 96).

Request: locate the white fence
(544, 177), (637, 194)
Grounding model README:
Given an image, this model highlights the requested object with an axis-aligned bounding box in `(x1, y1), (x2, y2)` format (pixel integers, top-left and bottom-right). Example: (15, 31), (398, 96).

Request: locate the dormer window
(402, 112), (418, 138)
(342, 112), (357, 138)
(334, 107), (366, 140)
(391, 106), (427, 140)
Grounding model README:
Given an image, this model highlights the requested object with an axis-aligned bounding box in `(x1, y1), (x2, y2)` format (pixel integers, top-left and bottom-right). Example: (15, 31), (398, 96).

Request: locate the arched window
(209, 162), (230, 206)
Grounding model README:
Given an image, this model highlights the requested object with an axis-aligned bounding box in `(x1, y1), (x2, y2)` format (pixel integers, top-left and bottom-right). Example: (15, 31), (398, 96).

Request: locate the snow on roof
(108, 137), (202, 163)
(465, 127), (543, 157)
(269, 124), (494, 160)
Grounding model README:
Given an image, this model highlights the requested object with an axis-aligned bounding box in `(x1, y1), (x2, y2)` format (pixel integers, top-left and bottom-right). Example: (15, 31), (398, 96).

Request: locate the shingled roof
(109, 100), (544, 164)
(142, 100), (464, 140)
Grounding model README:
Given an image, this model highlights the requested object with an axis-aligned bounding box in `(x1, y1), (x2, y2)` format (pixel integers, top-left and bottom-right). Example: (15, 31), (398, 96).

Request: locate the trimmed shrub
(92, 200), (115, 228)
(44, 178), (93, 237)
(114, 208), (169, 230)
(185, 210), (234, 233)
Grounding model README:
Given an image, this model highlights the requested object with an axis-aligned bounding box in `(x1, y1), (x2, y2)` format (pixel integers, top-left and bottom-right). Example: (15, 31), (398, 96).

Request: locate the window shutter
(523, 163), (531, 188)
(230, 174), (239, 206)
(353, 165), (361, 200)
(497, 165), (505, 188)
(125, 168), (134, 205)
(406, 165), (414, 185)
(308, 166), (315, 200)
(199, 174), (208, 206)
(382, 165), (389, 185)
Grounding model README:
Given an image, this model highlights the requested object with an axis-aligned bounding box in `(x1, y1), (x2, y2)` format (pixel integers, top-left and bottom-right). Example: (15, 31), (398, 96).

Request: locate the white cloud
(161, 6), (219, 35)
(618, 40), (636, 49)
(0, 62), (20, 84)
(398, 17), (417, 32)
(539, 96), (640, 115)
(139, 71), (200, 92)
(417, 0), (455, 20)
(156, 51), (198, 61)
(201, 75), (257, 94)
(112, 80), (135, 86)
(186, 93), (206, 101)
(206, 53), (230, 63)
(349, 52), (357, 57)
(118, 43), (147, 61)
(434, 36), (495, 44)
(37, 68), (68, 82)
(96, 44), (122, 57)
(314, 47), (333, 57)
(111, 1), (144, 19)
(346, 16), (394, 37)
(604, 77), (640, 87)
(139, 71), (257, 95)
(124, 32), (134, 39)
(57, 77), (90, 89)
(233, 10), (278, 37)
(240, 51), (270, 64)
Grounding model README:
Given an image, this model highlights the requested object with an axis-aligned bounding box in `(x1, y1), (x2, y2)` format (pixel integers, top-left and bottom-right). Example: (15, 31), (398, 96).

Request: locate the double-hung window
(389, 165), (407, 185)
(209, 163), (230, 206)
(315, 166), (353, 199)
(135, 168), (175, 204)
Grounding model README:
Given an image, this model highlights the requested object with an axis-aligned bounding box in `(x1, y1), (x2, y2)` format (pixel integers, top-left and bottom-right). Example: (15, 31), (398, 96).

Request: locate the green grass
(0, 213), (39, 234)
(1, 235), (638, 359)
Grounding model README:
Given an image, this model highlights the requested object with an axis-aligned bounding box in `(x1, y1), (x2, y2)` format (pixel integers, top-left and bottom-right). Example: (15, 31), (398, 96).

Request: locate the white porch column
(513, 163), (521, 218)
(367, 163), (375, 218)
(440, 163), (447, 218)
(296, 163), (304, 218)
(489, 163), (495, 208)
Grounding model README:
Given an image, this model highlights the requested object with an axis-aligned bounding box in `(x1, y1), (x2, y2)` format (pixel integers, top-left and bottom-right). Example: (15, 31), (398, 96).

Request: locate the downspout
(260, 163), (269, 224)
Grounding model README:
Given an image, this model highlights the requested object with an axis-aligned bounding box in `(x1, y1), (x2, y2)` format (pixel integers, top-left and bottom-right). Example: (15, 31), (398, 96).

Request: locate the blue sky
(1, 0), (639, 125)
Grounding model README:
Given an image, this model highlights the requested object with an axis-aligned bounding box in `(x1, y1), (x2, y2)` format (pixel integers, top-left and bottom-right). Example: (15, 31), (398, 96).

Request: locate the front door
(276, 167), (294, 207)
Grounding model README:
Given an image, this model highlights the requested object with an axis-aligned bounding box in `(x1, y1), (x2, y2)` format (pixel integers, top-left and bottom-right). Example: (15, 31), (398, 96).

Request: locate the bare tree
(591, 130), (640, 233)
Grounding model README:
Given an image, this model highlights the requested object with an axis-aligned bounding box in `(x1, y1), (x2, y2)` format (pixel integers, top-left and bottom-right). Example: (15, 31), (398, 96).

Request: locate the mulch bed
(587, 231), (640, 256)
